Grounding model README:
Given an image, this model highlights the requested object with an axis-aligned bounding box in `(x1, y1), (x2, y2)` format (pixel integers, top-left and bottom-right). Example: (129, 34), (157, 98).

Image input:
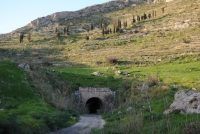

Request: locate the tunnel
(85, 97), (103, 114)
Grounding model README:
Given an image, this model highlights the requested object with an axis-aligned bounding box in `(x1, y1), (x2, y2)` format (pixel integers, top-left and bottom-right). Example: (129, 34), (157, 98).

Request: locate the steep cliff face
(27, 0), (145, 27)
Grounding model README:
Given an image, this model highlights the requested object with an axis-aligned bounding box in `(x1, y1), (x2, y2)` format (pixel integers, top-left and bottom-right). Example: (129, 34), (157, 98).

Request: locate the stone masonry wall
(78, 87), (114, 111)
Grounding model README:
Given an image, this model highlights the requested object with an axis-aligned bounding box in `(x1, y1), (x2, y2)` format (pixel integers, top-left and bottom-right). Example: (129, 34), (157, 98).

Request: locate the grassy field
(53, 60), (200, 90)
(124, 61), (200, 89)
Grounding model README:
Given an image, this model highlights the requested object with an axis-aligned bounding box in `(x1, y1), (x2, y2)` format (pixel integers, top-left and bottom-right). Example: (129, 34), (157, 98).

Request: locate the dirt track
(48, 114), (105, 134)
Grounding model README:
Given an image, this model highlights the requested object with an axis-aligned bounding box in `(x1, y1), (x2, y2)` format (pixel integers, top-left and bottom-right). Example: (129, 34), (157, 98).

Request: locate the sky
(0, 0), (110, 34)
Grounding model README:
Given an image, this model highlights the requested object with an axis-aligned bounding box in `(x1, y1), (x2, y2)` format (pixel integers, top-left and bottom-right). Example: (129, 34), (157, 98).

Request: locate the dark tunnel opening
(85, 97), (103, 114)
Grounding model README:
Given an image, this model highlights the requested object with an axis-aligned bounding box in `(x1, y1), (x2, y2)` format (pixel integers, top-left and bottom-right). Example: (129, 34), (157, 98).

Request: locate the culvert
(85, 97), (103, 114)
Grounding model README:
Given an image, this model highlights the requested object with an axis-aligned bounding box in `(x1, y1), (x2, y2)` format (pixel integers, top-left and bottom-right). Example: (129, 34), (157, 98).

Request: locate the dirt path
(48, 114), (105, 134)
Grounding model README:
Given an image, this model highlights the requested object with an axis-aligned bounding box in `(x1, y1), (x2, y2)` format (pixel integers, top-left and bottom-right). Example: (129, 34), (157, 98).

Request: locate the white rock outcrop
(92, 71), (101, 76)
(18, 63), (30, 70)
(164, 90), (200, 114)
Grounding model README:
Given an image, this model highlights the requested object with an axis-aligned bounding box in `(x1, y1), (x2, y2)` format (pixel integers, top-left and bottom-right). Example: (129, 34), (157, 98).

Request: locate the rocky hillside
(0, 0), (145, 38)
(28, 0), (144, 27)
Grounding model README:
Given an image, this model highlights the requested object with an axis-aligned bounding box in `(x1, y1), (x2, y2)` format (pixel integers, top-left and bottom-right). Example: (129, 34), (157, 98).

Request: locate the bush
(96, 61), (103, 66)
(183, 35), (191, 43)
(85, 35), (89, 40)
(147, 75), (159, 87)
(0, 115), (23, 134)
(107, 57), (118, 64)
(143, 112), (162, 121)
(184, 122), (200, 134)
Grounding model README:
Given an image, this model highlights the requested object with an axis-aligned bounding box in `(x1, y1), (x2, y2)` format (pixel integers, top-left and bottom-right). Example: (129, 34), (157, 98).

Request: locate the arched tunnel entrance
(85, 97), (103, 114)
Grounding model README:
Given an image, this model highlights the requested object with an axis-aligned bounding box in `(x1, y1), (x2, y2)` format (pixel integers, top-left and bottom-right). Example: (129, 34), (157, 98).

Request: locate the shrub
(147, 76), (159, 87)
(85, 35), (89, 40)
(55, 32), (60, 40)
(184, 122), (200, 134)
(96, 61), (103, 65)
(107, 57), (118, 64)
(183, 35), (191, 43)
(27, 32), (31, 42)
(143, 112), (162, 121)
(90, 23), (94, 30)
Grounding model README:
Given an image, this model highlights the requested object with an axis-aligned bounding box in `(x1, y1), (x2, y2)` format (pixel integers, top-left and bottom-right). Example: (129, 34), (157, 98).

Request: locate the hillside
(0, 0), (200, 133)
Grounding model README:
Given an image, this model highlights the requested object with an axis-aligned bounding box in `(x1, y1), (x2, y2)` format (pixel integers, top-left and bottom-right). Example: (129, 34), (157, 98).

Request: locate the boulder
(127, 106), (132, 111)
(164, 90), (200, 114)
(18, 63), (30, 70)
(92, 71), (101, 76)
(0, 108), (5, 111)
(166, 0), (174, 2)
(115, 70), (122, 75)
(174, 22), (190, 29)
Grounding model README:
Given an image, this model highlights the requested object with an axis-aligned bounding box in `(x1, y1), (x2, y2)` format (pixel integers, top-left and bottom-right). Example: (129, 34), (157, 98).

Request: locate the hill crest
(27, 0), (145, 27)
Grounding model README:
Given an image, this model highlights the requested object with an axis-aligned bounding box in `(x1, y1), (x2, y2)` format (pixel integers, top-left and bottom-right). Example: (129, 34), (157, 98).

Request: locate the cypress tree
(99, 20), (103, 30)
(144, 13), (147, 20)
(91, 23), (94, 31)
(102, 28), (104, 36)
(161, 7), (165, 14)
(67, 25), (69, 32)
(55, 32), (60, 40)
(104, 20), (107, 30)
(54, 27), (58, 33)
(63, 27), (66, 34)
(27, 32), (31, 42)
(133, 15), (136, 23)
(113, 25), (116, 33)
(118, 19), (121, 29)
(19, 32), (24, 43)
(85, 35), (89, 40)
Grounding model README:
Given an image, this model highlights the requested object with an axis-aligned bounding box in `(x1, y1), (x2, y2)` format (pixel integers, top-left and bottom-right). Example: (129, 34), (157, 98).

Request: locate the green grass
(121, 61), (200, 89)
(51, 61), (200, 92)
(0, 61), (79, 133)
(52, 67), (123, 91)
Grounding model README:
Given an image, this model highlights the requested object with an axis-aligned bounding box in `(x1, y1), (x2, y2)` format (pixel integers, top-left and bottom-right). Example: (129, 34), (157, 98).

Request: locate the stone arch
(85, 97), (103, 114)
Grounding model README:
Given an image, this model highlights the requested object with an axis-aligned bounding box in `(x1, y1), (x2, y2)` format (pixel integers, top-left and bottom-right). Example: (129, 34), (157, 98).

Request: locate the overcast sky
(0, 0), (110, 34)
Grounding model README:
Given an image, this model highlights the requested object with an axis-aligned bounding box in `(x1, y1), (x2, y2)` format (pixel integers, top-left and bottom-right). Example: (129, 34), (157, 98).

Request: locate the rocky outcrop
(164, 90), (200, 114)
(166, 0), (174, 2)
(27, 0), (145, 27)
(18, 63), (30, 70)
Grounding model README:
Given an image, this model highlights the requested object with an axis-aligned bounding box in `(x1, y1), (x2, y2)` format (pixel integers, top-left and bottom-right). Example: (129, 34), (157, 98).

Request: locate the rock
(174, 22), (190, 29)
(57, 89), (61, 95)
(166, 0), (174, 2)
(192, 88), (197, 91)
(0, 108), (5, 111)
(164, 90), (200, 114)
(118, 111), (122, 114)
(123, 72), (129, 75)
(126, 106), (132, 111)
(141, 83), (149, 91)
(18, 63), (30, 70)
(92, 71), (101, 76)
(115, 70), (121, 75)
